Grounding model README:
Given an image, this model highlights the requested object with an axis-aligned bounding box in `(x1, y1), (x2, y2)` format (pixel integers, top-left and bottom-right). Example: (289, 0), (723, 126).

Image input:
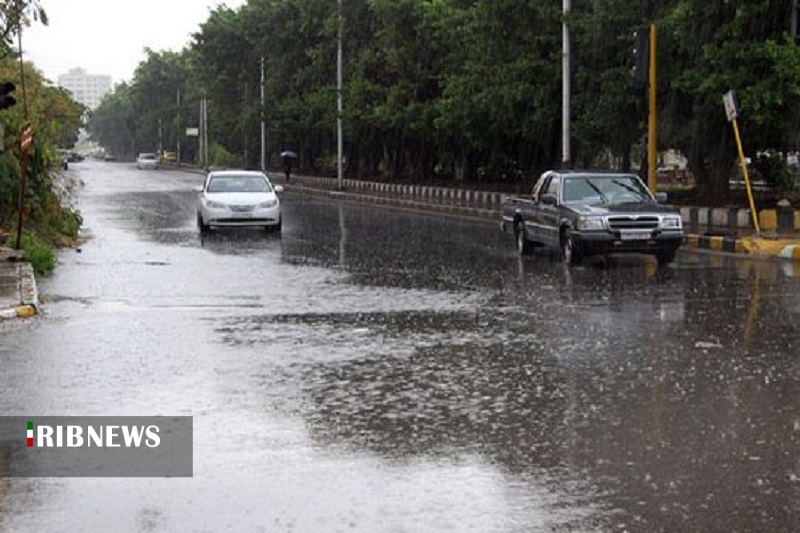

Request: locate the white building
(57, 68), (112, 110)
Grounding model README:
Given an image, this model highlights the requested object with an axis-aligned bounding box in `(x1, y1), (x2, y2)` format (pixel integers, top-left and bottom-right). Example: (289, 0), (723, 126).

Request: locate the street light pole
(261, 56), (266, 172)
(176, 86), (181, 167)
(337, 0), (343, 190)
(562, 0), (571, 169)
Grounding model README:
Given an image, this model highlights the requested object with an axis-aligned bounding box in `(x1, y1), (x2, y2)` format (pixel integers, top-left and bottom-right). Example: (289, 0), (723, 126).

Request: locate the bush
(753, 152), (796, 192)
(19, 233), (56, 276)
(209, 142), (242, 168)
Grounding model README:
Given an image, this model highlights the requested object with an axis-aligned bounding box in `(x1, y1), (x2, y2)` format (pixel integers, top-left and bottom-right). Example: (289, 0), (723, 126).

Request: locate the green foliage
(752, 152), (796, 191)
(208, 142), (240, 168)
(19, 232), (55, 276)
(0, 153), (20, 220)
(0, 60), (84, 271)
(0, 1), (47, 60)
(87, 0), (800, 203)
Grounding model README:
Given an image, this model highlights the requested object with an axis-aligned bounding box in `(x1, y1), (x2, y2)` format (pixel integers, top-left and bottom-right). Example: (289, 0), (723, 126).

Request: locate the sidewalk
(0, 248), (39, 320)
(277, 174), (800, 262)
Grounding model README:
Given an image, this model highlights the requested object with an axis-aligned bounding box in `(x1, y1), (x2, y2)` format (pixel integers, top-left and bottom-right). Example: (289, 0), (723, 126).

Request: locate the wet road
(1, 160), (799, 532)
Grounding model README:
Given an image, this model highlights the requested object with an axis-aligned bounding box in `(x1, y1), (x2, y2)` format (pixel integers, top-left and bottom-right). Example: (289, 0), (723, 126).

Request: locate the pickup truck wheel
(656, 248), (677, 266)
(515, 223), (533, 255)
(561, 229), (582, 266)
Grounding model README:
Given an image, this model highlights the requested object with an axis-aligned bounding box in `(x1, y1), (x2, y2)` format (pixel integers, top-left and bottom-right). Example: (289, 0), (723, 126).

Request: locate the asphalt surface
(3, 167), (800, 320)
(1, 161), (800, 532)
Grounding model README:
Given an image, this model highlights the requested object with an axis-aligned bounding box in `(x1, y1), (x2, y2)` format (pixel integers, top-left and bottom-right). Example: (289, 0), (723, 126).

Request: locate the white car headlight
(258, 198), (278, 208)
(576, 216), (605, 230)
(204, 198), (227, 209)
(660, 216), (682, 229)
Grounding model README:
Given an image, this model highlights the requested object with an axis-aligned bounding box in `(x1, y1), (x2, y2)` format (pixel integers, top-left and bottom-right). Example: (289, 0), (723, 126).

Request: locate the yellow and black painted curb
(0, 304), (37, 319)
(684, 233), (800, 260)
(679, 206), (800, 234)
(280, 178), (800, 262)
(0, 262), (39, 320)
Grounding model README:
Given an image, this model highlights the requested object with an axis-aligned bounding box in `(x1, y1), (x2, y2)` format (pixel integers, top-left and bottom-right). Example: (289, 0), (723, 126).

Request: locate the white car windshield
(207, 175), (272, 193)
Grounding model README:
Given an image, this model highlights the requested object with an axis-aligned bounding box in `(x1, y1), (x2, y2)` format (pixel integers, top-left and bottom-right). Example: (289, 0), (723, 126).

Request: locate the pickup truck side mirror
(654, 192), (668, 203)
(540, 193), (557, 205)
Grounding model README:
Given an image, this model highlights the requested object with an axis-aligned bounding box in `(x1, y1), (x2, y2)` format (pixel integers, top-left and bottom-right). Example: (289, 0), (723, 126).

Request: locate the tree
(660, 0), (800, 202)
(0, 0), (46, 60)
(88, 0), (800, 204)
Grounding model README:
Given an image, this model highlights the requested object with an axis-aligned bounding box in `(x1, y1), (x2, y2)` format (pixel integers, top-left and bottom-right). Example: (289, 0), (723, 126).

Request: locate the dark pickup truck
(501, 170), (684, 265)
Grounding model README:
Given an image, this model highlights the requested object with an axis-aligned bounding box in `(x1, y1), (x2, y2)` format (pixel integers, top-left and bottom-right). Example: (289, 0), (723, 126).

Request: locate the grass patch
(19, 233), (56, 276)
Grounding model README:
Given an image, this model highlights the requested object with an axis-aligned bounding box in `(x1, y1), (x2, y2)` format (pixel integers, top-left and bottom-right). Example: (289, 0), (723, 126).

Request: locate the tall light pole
(337, 0), (344, 190)
(260, 56), (266, 172)
(647, 24), (657, 192)
(562, 0), (571, 168)
(176, 86), (181, 167)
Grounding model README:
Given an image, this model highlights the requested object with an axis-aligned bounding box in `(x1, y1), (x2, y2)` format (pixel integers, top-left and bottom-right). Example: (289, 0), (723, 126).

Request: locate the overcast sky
(22, 0), (246, 86)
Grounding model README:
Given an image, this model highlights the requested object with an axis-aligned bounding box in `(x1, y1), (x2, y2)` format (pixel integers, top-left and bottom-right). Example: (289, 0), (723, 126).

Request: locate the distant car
(196, 170), (284, 234)
(136, 153), (159, 170)
(160, 151), (176, 163)
(67, 151), (84, 163)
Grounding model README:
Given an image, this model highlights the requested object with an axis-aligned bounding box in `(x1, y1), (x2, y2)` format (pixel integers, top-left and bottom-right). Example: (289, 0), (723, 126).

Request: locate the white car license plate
(620, 231), (651, 241)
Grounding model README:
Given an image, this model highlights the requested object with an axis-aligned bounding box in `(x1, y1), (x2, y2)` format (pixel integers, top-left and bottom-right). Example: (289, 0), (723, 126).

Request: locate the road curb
(778, 245), (800, 260)
(280, 178), (800, 262)
(684, 233), (800, 260)
(0, 262), (39, 320)
(0, 304), (37, 319)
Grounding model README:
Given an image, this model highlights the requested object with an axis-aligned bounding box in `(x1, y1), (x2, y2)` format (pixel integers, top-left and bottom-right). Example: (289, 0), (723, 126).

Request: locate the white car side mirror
(193, 185), (204, 193)
(274, 185), (284, 193)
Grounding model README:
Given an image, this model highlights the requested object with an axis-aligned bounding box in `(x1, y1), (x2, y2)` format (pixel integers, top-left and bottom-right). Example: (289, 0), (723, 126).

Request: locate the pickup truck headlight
(660, 216), (682, 229)
(576, 216), (606, 231)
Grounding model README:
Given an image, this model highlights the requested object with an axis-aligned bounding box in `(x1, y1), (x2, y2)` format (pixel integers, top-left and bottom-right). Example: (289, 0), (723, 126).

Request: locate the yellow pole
(647, 24), (657, 193)
(732, 118), (760, 233)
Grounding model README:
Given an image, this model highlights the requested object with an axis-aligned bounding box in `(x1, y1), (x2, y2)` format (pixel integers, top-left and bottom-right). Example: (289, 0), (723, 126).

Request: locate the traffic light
(0, 81), (16, 111)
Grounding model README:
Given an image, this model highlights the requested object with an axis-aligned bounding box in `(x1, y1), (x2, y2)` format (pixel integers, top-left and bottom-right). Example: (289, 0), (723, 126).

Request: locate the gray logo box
(0, 416), (192, 477)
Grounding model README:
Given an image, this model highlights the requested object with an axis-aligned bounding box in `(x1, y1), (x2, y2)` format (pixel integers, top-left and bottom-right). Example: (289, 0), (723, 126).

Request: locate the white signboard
(723, 90), (738, 122)
(186, 127), (199, 137)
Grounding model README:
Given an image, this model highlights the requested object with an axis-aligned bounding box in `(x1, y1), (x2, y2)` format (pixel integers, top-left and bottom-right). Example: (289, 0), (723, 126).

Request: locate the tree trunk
(690, 121), (733, 206)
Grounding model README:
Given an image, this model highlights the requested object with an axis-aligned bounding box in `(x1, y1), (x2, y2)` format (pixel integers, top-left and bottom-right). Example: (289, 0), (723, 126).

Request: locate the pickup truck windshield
(562, 176), (652, 205)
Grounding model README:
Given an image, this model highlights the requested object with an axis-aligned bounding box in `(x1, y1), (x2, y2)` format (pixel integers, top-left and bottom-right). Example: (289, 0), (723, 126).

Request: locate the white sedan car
(196, 170), (284, 234)
(136, 152), (159, 170)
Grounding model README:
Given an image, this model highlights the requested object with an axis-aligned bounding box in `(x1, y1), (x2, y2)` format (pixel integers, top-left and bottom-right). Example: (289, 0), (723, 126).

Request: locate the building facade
(57, 68), (112, 110)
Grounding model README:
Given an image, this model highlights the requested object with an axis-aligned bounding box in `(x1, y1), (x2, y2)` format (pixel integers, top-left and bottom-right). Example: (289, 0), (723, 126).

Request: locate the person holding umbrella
(281, 149), (297, 181)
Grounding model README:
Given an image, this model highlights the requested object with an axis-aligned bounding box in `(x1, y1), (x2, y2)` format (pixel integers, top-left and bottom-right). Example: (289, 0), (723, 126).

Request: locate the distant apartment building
(57, 68), (112, 110)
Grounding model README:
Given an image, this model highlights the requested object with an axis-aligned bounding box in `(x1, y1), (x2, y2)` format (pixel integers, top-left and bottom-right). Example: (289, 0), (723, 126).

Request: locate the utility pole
(158, 116), (163, 158)
(198, 100), (203, 168)
(562, 0), (571, 168)
(176, 87), (181, 167)
(199, 98), (208, 170)
(647, 24), (657, 192)
(260, 57), (266, 172)
(203, 98), (209, 171)
(793, 0), (799, 41)
(337, 0), (344, 189)
(242, 83), (248, 164)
